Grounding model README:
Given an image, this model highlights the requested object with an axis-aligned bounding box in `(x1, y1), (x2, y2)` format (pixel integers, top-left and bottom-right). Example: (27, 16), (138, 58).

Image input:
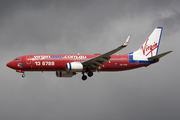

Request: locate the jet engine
(56, 71), (76, 77)
(66, 62), (83, 72)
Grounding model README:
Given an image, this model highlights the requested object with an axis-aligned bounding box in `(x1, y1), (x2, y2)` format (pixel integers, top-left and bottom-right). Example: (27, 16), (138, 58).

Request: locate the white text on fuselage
(33, 55), (86, 59)
(63, 55), (86, 59)
(34, 55), (51, 59)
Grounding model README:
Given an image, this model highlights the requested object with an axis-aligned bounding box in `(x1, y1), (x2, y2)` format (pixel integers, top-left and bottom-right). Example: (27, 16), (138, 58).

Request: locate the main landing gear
(82, 71), (94, 81)
(88, 71), (93, 77)
(82, 74), (87, 81)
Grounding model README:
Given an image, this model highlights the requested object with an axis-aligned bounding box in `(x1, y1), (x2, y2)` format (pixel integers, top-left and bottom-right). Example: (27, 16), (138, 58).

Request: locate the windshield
(13, 59), (21, 61)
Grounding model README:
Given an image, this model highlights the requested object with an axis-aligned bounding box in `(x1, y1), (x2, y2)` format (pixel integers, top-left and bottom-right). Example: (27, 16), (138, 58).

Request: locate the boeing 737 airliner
(6, 27), (172, 80)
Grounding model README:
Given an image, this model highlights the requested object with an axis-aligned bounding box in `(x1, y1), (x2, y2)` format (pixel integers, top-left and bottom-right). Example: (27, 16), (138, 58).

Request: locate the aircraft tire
(88, 72), (93, 77)
(82, 75), (87, 81)
(22, 74), (26, 78)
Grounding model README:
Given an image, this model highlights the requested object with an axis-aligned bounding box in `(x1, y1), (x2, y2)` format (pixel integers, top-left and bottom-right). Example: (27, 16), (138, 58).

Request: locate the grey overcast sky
(0, 0), (180, 120)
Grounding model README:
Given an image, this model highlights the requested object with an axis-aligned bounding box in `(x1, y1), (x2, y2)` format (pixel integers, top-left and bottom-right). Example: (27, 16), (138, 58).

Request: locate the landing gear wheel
(88, 72), (93, 77)
(22, 74), (26, 78)
(82, 75), (87, 81)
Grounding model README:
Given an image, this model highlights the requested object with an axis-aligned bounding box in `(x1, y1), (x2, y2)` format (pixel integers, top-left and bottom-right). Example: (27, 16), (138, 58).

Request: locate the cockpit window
(14, 59), (21, 61)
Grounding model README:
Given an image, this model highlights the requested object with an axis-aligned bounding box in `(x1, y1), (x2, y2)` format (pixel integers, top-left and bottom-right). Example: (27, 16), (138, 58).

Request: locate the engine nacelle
(66, 62), (83, 72)
(56, 71), (76, 77)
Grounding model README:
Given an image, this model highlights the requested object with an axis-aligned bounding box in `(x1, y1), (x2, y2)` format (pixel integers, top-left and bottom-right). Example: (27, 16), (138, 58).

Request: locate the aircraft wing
(82, 35), (130, 69)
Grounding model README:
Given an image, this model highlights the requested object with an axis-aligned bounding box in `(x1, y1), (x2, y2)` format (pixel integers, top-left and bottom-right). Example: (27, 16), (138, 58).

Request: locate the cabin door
(26, 56), (31, 64)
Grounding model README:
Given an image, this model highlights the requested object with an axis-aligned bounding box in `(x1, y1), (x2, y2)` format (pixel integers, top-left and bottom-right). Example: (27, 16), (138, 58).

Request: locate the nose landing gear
(16, 70), (26, 78)
(22, 73), (26, 78)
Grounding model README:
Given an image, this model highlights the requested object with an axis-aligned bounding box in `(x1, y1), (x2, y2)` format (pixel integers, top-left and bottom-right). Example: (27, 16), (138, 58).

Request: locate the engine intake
(66, 62), (83, 72)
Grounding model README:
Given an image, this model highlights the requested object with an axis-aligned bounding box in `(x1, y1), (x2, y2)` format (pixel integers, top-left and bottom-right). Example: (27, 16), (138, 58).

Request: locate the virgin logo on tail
(140, 38), (158, 56)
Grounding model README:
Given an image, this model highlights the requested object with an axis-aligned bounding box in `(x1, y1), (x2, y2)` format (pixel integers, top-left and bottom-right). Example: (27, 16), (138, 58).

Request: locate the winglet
(122, 35), (131, 46)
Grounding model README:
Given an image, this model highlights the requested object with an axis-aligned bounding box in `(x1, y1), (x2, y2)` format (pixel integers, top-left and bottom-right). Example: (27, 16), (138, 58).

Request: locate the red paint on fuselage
(7, 54), (150, 72)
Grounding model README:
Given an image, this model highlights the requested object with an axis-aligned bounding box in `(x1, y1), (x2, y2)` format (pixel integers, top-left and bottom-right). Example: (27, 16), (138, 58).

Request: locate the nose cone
(6, 62), (11, 67)
(6, 61), (14, 69)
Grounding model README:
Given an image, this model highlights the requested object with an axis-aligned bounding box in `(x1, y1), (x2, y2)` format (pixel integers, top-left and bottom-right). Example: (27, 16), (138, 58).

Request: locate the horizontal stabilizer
(148, 51), (172, 61)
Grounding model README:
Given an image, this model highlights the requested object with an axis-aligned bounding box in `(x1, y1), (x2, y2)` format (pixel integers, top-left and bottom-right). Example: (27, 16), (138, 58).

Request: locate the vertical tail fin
(133, 27), (163, 60)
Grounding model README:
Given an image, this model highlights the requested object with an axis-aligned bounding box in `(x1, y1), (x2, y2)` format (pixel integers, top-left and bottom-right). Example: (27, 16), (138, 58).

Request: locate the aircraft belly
(99, 62), (149, 71)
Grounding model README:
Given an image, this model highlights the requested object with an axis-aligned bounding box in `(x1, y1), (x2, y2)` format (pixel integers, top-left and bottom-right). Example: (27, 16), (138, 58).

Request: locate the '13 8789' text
(35, 61), (55, 66)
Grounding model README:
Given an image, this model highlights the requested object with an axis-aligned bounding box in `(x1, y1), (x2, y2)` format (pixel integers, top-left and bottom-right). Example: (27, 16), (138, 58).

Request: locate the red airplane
(6, 27), (172, 81)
